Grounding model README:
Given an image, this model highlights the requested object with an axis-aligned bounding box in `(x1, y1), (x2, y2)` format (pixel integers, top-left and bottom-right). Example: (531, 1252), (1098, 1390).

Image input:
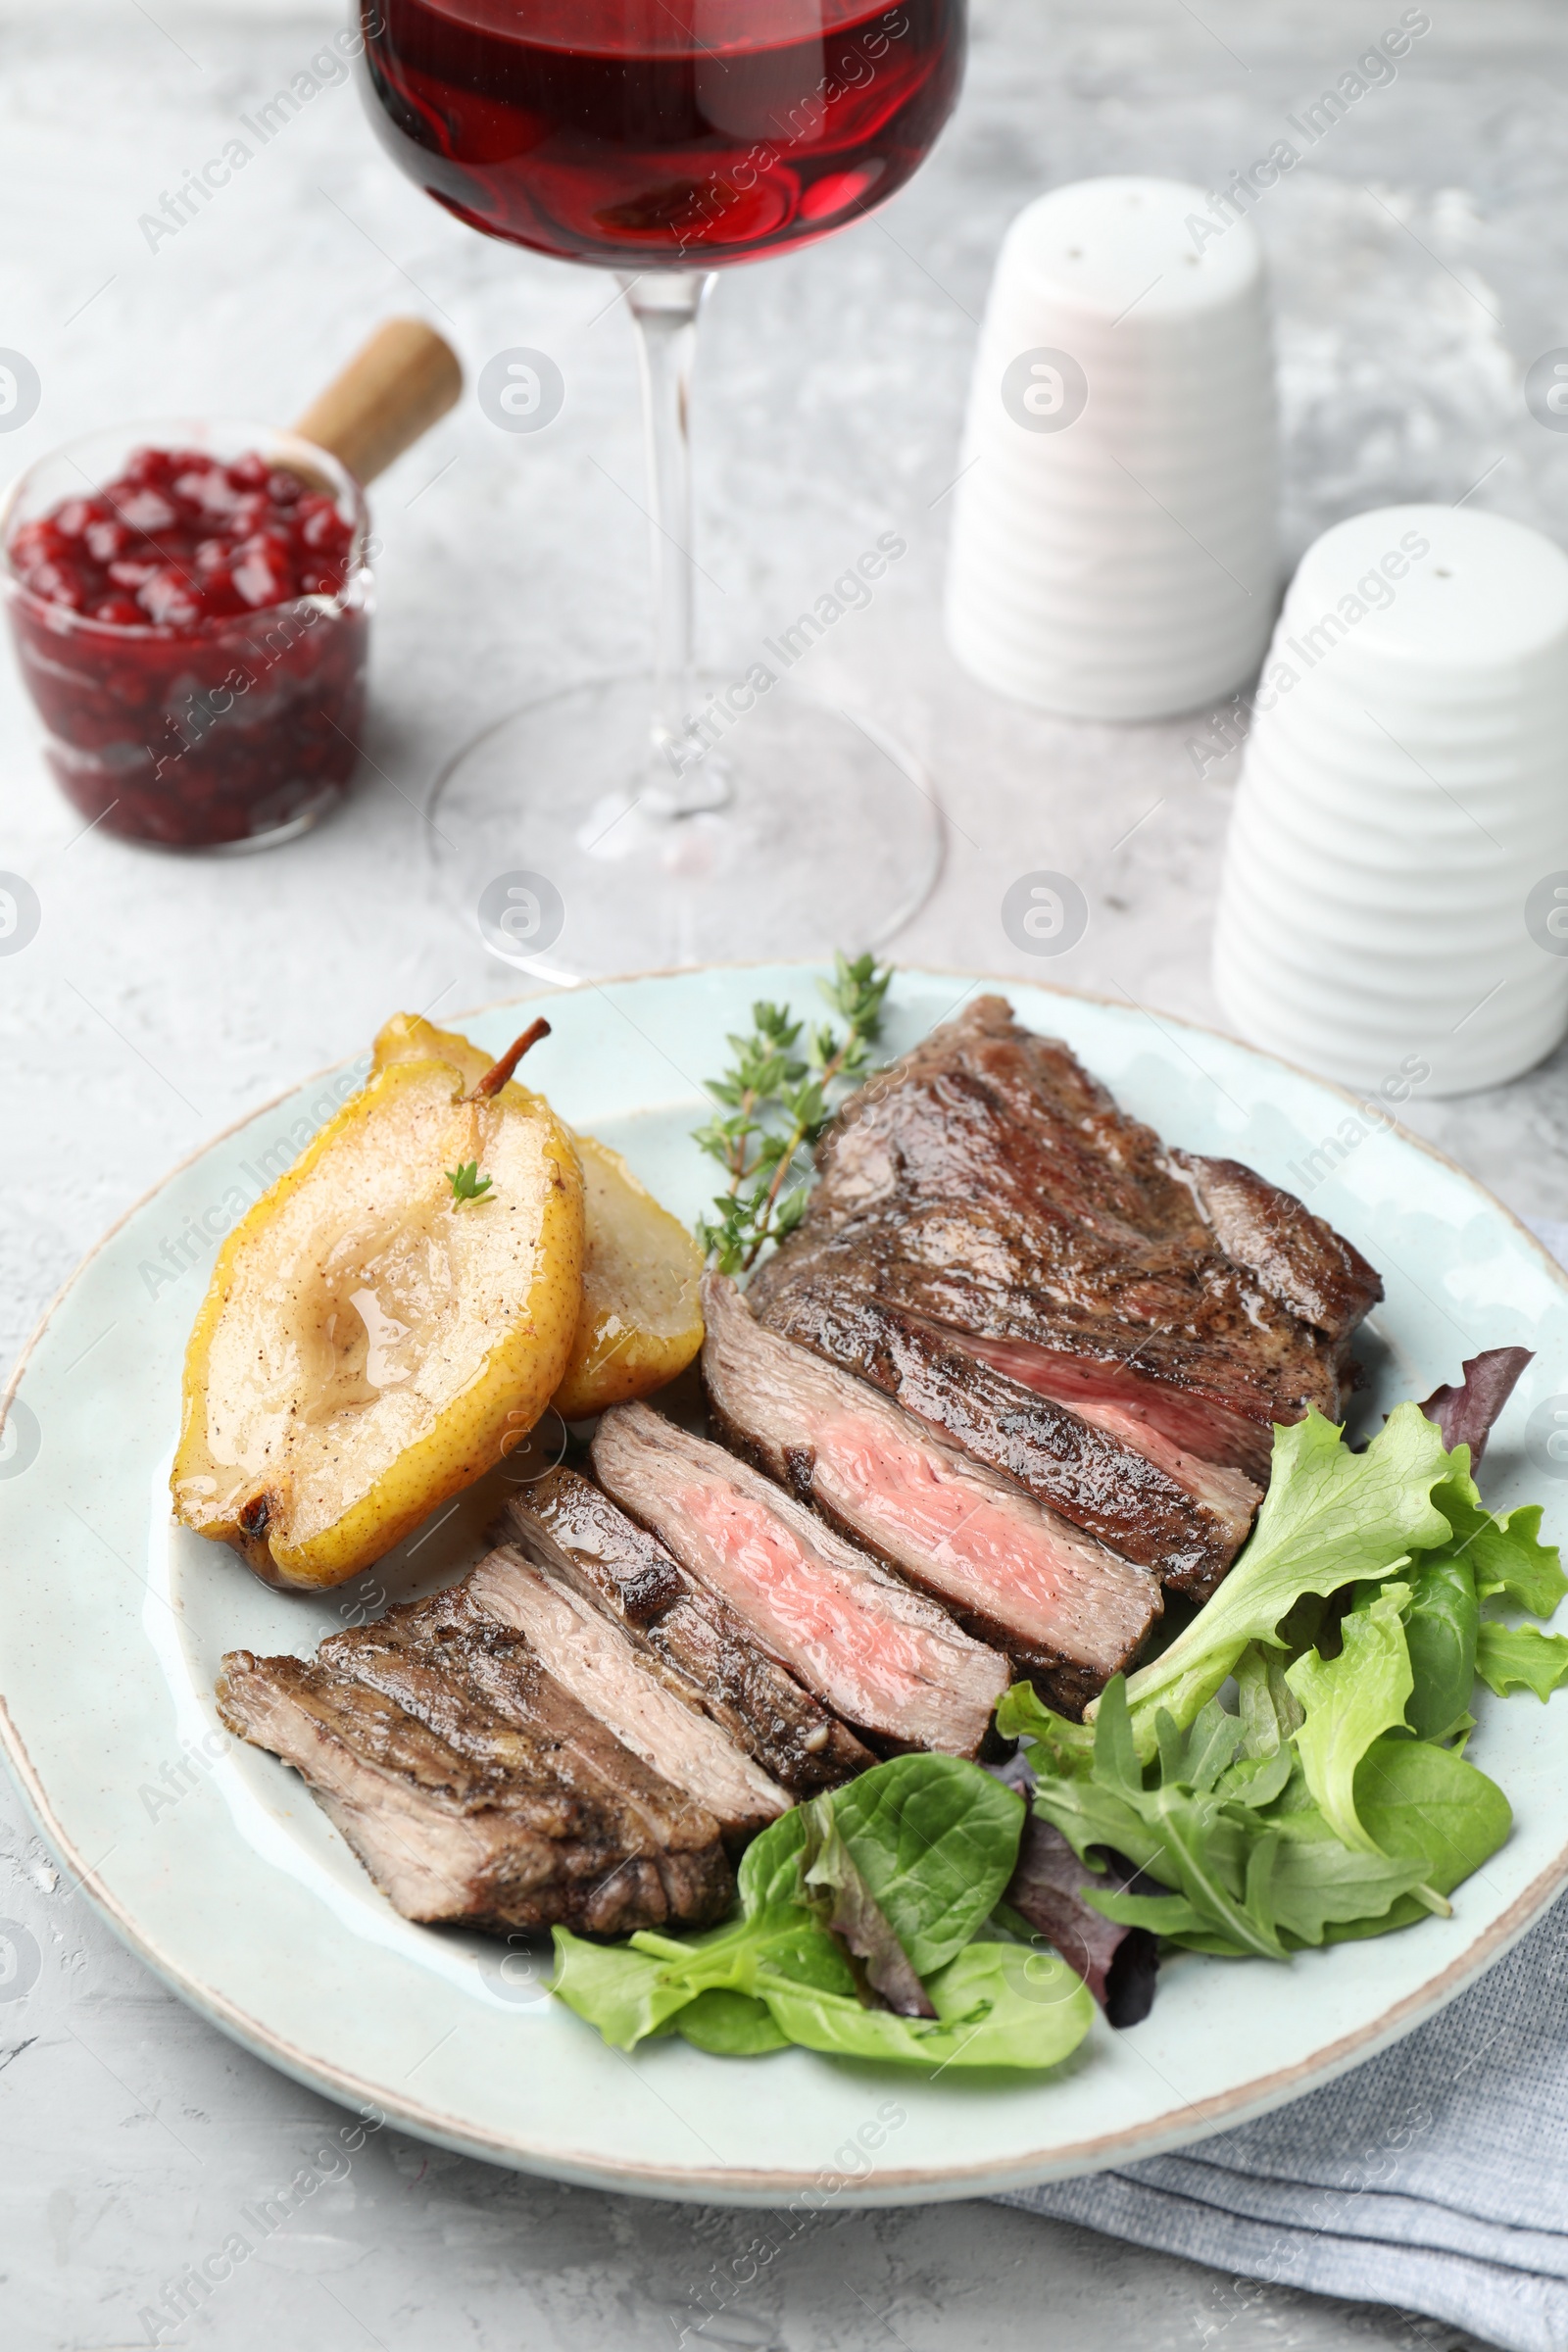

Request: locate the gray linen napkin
(1000, 1219), (1568, 2352)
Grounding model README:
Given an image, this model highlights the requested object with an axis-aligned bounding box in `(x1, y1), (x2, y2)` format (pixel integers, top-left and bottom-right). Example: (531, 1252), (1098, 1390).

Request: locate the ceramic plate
(4, 964), (1567, 2206)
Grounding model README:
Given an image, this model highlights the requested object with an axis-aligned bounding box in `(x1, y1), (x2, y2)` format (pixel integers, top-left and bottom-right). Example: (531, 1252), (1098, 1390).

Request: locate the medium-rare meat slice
(467, 1545), (787, 1841)
(217, 1579), (733, 1936)
(755, 1277), (1257, 1599)
(750, 995), (1383, 1481)
(945, 1331), (1267, 1533)
(592, 1401), (1008, 1756)
(504, 1471), (871, 1796)
(702, 1275), (1160, 1710)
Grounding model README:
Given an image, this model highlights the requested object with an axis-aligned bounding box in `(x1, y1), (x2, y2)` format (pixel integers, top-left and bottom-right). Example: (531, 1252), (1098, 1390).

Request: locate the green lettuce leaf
(1234, 1644), (1303, 1757)
(1433, 1482), (1565, 1619)
(1400, 1556), (1480, 1744)
(1475, 1620), (1568, 1701)
(1112, 1404), (1454, 1753)
(1286, 1585), (1413, 1854)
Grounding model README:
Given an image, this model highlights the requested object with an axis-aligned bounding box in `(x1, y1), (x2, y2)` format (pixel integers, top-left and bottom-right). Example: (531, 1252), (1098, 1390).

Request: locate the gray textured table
(3, 0), (1564, 2342)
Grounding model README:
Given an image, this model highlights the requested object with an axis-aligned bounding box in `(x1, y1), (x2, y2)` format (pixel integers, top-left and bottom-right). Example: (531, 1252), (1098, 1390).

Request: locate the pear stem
(468, 1017), (551, 1101)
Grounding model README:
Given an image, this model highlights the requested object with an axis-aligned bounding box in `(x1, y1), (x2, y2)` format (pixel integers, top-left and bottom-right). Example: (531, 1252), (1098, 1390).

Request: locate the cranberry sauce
(4, 442), (370, 850)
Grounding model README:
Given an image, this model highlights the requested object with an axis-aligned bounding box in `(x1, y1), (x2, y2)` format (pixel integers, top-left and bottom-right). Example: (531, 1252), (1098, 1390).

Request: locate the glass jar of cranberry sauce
(1, 421), (372, 850)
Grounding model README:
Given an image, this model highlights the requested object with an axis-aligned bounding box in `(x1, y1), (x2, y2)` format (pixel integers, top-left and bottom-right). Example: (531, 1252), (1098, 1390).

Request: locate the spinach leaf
(804, 1818), (935, 2016)
(550, 1756), (1067, 2068)
(1321, 1734), (1511, 1940)
(810, 1754), (1025, 1977)
(736, 1804), (809, 1912)
(1286, 1585), (1414, 1854)
(1266, 1832), (1430, 1944)
(674, 1990), (790, 2055)
(550, 1930), (697, 2051)
(758, 1941), (1093, 2071)
(1114, 1404), (1454, 1752)
(1475, 1621), (1568, 1701)
(1402, 1556), (1479, 1743)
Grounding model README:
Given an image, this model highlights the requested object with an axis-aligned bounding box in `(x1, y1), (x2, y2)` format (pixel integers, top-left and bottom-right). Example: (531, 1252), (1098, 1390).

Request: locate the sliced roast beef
(467, 1546), (787, 1841)
(217, 1577), (733, 1936)
(1164, 1152), (1383, 1342)
(751, 996), (1382, 1481)
(754, 1277), (1255, 1599)
(946, 1331), (1277, 1497)
(501, 1472), (873, 1796)
(702, 1275), (1160, 1710)
(591, 1401), (1009, 1757)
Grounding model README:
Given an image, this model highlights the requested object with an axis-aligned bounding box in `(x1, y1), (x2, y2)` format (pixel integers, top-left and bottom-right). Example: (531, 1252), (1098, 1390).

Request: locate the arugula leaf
(1099, 1831), (1430, 1955)
(994, 1681), (1096, 1771)
(759, 1941), (1094, 2071)
(1113, 1405), (1455, 1753)
(1286, 1585), (1413, 1855)
(1475, 1621), (1568, 1701)
(1266, 1831), (1429, 1945)
(1032, 1661), (1493, 1964)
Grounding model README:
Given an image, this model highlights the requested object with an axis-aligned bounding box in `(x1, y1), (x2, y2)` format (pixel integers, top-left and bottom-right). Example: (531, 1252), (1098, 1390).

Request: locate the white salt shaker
(1212, 504), (1568, 1097)
(945, 175), (1278, 722)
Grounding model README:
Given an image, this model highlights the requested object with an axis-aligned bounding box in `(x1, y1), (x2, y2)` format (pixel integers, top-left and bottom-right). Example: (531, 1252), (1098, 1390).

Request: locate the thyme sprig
(694, 954), (892, 1275)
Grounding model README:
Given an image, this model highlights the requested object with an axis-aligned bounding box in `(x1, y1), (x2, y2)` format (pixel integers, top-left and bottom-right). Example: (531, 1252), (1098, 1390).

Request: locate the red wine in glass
(363, 0), (964, 269)
(355, 0), (966, 977)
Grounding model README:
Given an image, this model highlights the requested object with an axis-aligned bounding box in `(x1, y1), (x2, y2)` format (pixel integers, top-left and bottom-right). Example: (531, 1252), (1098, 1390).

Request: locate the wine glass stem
(620, 270), (720, 815)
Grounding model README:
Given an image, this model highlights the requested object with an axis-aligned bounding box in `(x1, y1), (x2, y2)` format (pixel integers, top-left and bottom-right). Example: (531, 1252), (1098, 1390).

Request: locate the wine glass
(356, 0), (966, 977)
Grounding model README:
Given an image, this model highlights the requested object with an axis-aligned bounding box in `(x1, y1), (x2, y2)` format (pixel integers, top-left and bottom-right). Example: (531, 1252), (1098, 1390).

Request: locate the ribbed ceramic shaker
(945, 174), (1278, 721)
(1212, 504), (1568, 1097)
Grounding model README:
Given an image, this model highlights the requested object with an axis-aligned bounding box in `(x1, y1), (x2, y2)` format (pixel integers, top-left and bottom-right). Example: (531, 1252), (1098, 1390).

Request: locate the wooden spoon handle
(291, 318), (463, 487)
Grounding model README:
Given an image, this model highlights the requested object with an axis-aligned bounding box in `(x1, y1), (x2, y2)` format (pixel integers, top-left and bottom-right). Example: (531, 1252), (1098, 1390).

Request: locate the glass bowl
(1, 418), (373, 851)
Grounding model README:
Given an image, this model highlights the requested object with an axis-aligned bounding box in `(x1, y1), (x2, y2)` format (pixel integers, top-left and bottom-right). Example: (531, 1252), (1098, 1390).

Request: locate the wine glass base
(426, 672), (945, 979)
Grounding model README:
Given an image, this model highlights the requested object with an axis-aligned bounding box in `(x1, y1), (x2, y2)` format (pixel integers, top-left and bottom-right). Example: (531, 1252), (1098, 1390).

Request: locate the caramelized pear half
(372, 1014), (704, 1419)
(172, 1044), (584, 1589)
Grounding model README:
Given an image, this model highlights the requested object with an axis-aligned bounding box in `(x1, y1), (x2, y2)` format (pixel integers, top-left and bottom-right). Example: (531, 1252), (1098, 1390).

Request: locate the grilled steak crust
(592, 1401), (1009, 1757)
(750, 996), (1382, 1480)
(702, 1275), (1160, 1711)
(1164, 1151), (1383, 1342)
(217, 1579), (734, 1936)
(754, 1277), (1255, 1600)
(504, 1472), (872, 1797)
